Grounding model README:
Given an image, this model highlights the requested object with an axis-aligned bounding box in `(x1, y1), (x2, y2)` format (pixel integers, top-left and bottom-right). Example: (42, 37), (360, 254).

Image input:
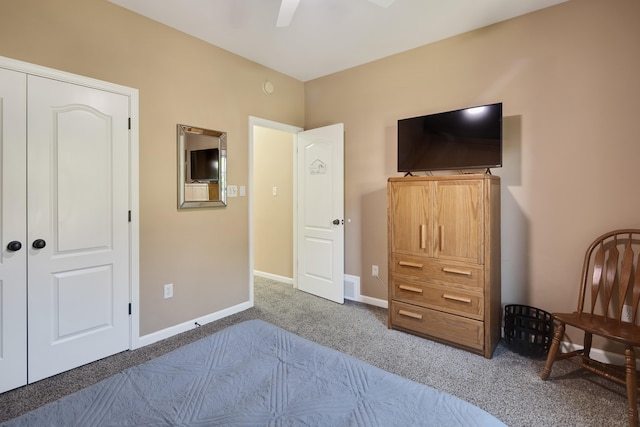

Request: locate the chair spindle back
(578, 230), (640, 324)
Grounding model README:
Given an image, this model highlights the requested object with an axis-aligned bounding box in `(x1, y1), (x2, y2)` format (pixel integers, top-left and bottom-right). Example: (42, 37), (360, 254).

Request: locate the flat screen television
(397, 102), (502, 173)
(190, 148), (219, 181)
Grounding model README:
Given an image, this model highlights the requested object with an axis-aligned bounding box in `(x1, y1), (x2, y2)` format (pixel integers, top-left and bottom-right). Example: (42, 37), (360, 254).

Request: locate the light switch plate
(164, 283), (173, 299)
(228, 185), (238, 197)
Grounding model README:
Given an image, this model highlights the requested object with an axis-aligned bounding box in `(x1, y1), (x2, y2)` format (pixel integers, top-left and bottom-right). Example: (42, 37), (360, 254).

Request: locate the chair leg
(583, 332), (592, 356)
(624, 347), (639, 427)
(541, 322), (565, 381)
(582, 331), (593, 365)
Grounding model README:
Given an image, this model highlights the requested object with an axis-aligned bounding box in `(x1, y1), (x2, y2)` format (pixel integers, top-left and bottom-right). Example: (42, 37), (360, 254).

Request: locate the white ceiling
(108, 0), (568, 82)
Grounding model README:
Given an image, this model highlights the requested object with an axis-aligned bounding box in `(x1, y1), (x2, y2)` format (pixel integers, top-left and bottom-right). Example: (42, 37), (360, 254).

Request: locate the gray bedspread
(4, 319), (505, 426)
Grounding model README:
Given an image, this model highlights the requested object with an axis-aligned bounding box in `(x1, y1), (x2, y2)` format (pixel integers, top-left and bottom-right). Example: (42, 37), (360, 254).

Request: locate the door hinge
(128, 303), (132, 315)
(128, 117), (131, 130)
(128, 210), (131, 222)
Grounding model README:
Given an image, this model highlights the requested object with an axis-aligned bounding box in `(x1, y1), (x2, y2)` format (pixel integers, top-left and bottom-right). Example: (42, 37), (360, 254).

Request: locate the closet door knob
(7, 241), (22, 252)
(32, 239), (46, 249)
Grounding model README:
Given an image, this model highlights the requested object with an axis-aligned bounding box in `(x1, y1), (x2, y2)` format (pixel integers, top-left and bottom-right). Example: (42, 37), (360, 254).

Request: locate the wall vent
(344, 274), (360, 301)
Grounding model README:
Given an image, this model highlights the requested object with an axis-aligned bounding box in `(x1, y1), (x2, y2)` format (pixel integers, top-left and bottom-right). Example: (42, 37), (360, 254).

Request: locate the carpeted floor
(0, 277), (631, 426)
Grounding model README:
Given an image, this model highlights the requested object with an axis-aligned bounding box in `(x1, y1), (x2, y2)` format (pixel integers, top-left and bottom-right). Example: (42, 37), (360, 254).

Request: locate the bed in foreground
(4, 319), (505, 426)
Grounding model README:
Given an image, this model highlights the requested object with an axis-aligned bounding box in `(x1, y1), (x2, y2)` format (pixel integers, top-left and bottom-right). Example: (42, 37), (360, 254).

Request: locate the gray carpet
(0, 277), (631, 426)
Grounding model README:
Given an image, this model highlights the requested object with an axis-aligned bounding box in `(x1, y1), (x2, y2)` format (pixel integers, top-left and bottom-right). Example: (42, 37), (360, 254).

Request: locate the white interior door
(296, 124), (344, 303)
(26, 75), (131, 382)
(0, 68), (28, 393)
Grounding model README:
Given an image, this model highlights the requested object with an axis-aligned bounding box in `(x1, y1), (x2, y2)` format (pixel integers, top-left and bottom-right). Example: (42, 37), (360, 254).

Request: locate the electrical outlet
(623, 304), (633, 322)
(164, 283), (173, 299)
(372, 265), (379, 277)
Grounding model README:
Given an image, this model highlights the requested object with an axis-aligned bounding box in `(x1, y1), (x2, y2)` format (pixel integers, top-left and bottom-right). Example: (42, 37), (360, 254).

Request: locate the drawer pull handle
(443, 294), (472, 304)
(399, 261), (423, 269)
(420, 224), (426, 249)
(442, 267), (472, 276)
(398, 309), (423, 320)
(399, 284), (423, 294)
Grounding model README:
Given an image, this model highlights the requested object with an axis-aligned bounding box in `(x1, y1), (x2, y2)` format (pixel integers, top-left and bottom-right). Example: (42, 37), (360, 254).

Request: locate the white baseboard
(344, 274), (388, 308)
(135, 300), (252, 349)
(254, 270), (294, 285)
(561, 341), (640, 368)
(144, 276), (635, 364)
(136, 274), (389, 350)
(360, 295), (388, 308)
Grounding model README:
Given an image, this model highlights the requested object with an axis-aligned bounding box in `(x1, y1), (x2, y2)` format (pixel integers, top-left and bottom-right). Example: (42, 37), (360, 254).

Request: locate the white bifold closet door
(0, 69), (131, 392)
(0, 67), (28, 393)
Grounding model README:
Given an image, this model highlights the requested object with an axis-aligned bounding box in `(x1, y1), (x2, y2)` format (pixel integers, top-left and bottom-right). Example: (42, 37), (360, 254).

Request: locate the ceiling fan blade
(276, 0), (301, 27)
(368, 0), (395, 7)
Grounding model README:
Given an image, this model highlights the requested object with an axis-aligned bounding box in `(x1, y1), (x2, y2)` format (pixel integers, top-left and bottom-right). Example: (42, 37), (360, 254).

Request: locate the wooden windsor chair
(541, 229), (640, 427)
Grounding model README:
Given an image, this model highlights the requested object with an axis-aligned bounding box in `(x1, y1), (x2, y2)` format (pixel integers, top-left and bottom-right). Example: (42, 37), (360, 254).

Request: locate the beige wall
(3, 0), (640, 353)
(305, 0), (640, 331)
(253, 127), (294, 279)
(0, 0), (305, 335)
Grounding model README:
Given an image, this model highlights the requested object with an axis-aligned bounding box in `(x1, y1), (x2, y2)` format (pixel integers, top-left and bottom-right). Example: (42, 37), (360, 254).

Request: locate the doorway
(249, 117), (301, 303)
(249, 117), (345, 304)
(252, 125), (297, 284)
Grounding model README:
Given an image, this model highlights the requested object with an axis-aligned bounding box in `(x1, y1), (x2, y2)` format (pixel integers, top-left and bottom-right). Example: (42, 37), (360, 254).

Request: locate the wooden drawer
(391, 254), (483, 291)
(391, 278), (483, 320)
(390, 300), (484, 351)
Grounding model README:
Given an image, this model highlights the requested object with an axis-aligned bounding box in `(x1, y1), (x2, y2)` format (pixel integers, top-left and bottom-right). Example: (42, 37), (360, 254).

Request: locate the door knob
(7, 241), (22, 252)
(32, 239), (46, 249)
(332, 219), (341, 225)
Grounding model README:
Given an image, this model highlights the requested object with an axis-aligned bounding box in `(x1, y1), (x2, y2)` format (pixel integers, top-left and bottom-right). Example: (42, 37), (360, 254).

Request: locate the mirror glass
(177, 124), (227, 209)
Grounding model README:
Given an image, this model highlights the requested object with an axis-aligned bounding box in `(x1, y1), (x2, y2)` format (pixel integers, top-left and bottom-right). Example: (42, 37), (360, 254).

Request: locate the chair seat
(554, 312), (640, 346)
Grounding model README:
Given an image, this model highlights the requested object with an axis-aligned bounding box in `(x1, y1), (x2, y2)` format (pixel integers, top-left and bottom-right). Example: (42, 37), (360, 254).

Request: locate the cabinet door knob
(32, 239), (46, 249)
(7, 241), (22, 252)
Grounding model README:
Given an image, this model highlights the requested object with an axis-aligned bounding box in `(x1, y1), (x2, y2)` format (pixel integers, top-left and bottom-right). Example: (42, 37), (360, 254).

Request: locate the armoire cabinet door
(434, 179), (483, 264)
(388, 181), (434, 257)
(0, 67), (28, 394)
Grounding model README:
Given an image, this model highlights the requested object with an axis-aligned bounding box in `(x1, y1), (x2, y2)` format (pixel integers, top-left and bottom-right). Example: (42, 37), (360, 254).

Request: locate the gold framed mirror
(177, 124), (227, 209)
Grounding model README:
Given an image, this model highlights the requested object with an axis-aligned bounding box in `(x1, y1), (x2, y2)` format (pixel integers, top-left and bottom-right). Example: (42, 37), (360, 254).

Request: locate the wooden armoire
(387, 174), (500, 358)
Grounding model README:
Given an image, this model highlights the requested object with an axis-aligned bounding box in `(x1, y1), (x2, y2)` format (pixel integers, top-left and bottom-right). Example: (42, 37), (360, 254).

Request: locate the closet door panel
(0, 68), (27, 393)
(55, 265), (113, 337)
(56, 107), (112, 251)
(26, 75), (130, 382)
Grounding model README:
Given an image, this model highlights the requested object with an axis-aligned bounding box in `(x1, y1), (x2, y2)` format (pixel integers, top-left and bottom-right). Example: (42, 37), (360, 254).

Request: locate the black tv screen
(397, 103), (502, 172)
(190, 148), (219, 181)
